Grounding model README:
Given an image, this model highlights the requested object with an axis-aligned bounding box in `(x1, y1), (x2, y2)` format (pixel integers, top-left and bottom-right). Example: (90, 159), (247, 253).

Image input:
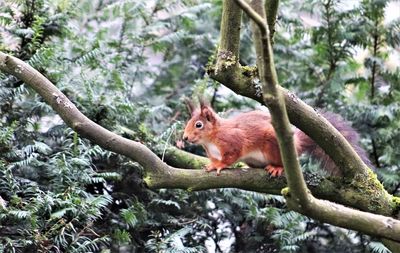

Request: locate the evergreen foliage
(0, 0), (399, 252)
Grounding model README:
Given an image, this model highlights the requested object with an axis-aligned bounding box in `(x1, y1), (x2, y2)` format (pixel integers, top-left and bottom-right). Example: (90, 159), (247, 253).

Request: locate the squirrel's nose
(183, 136), (188, 141)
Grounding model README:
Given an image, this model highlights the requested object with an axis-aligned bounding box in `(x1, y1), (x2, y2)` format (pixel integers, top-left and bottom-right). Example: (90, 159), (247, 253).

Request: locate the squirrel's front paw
(204, 165), (225, 176)
(204, 165), (216, 172)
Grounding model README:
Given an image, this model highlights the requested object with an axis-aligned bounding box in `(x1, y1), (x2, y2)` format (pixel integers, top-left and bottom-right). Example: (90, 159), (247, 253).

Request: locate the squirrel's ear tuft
(198, 96), (210, 109)
(198, 97), (216, 123)
(184, 98), (196, 115)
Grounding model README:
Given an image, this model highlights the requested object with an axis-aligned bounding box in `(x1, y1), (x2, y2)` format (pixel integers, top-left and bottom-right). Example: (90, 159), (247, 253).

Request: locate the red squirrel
(183, 99), (371, 176)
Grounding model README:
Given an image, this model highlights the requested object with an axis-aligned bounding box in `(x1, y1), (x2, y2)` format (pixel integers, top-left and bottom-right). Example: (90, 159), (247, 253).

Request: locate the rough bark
(265, 0), (279, 42)
(234, 0), (400, 249)
(216, 0), (242, 72)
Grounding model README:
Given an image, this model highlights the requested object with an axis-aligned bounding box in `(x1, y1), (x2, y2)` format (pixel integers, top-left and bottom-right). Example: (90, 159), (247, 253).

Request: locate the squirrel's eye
(195, 121), (203, 129)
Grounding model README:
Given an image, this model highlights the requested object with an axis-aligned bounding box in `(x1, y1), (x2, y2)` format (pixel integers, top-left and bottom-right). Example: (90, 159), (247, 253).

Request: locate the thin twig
(235, 0), (268, 35)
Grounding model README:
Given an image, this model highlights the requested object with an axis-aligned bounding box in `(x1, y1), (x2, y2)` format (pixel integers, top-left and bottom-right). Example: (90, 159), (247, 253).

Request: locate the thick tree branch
(145, 160), (393, 214)
(145, 166), (283, 194)
(249, 0), (267, 75)
(265, 0), (279, 42)
(0, 52), (165, 175)
(162, 147), (208, 170)
(158, 147), (400, 216)
(285, 192), (400, 244)
(234, 0), (400, 245)
(216, 0), (242, 72)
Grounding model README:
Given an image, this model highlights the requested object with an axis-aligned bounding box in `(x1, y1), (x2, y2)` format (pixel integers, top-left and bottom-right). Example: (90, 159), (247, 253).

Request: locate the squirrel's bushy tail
(296, 112), (372, 176)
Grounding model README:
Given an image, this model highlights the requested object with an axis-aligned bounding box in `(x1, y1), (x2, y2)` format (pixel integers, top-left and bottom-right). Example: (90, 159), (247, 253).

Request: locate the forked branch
(234, 0), (400, 245)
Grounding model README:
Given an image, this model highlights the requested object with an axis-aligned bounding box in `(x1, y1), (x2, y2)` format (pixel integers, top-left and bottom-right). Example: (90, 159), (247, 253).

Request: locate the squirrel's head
(183, 98), (218, 144)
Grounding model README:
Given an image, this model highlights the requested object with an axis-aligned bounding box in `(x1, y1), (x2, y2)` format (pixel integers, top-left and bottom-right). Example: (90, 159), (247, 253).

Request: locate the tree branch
(234, 0), (400, 245)
(162, 147), (208, 170)
(265, 0), (280, 42)
(160, 147), (400, 216)
(0, 52), (165, 175)
(216, 0), (242, 72)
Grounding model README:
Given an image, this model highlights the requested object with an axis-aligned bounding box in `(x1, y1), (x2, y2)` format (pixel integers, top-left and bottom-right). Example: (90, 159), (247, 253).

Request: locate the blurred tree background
(0, 0), (399, 252)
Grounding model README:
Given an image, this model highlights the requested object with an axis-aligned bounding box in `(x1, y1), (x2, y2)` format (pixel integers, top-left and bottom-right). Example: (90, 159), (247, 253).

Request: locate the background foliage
(0, 0), (399, 252)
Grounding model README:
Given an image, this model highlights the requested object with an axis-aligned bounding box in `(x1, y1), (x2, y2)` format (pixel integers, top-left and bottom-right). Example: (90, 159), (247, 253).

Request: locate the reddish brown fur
(183, 103), (371, 176)
(183, 103), (302, 176)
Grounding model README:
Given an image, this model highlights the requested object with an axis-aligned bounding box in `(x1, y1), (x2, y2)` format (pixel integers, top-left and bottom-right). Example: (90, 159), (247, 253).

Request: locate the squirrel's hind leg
(265, 164), (284, 177)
